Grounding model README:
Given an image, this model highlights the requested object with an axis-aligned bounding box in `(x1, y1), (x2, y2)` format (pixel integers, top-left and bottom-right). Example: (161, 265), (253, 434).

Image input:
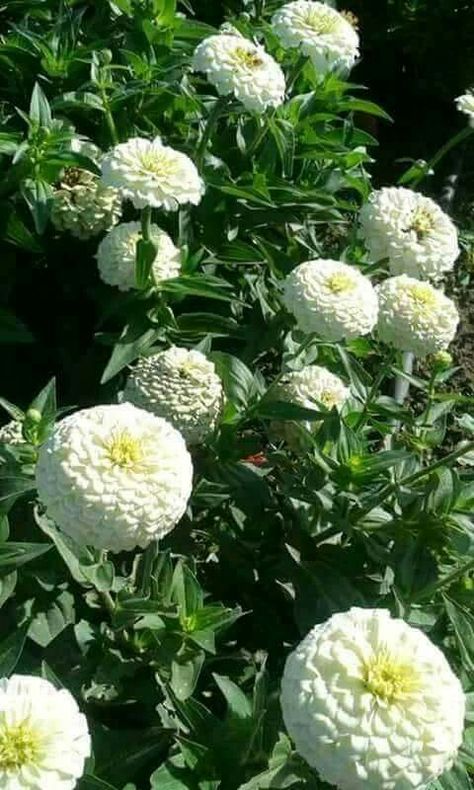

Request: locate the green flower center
(303, 9), (337, 35)
(139, 152), (177, 178)
(105, 431), (143, 468)
(408, 283), (437, 316)
(410, 207), (434, 239)
(320, 389), (339, 408)
(325, 272), (356, 294)
(363, 651), (419, 703)
(0, 723), (41, 771)
(232, 47), (264, 69)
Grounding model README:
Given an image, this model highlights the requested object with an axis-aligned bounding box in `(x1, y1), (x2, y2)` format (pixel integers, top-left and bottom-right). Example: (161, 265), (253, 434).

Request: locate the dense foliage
(0, 1), (473, 788)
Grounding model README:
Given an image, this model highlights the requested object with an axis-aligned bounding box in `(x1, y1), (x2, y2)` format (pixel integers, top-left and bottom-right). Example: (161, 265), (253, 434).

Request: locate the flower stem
(409, 126), (473, 189)
(411, 557), (474, 603)
(137, 541), (159, 597)
(100, 86), (119, 146)
(354, 350), (395, 432)
(195, 96), (228, 170)
(141, 205), (152, 241)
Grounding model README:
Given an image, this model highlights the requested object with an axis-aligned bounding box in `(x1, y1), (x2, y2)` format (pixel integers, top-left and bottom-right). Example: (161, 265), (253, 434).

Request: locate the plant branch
(195, 96), (228, 170)
(410, 126), (473, 189)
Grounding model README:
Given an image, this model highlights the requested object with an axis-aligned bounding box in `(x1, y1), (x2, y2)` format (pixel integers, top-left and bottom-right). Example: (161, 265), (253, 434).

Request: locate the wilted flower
(96, 221), (181, 291)
(455, 91), (474, 125)
(123, 347), (223, 444)
(270, 364), (349, 448)
(271, 0), (359, 75)
(192, 33), (285, 112)
(51, 167), (122, 240)
(0, 674), (90, 790)
(281, 607), (465, 790)
(376, 274), (459, 356)
(359, 187), (459, 280)
(283, 259), (378, 340)
(100, 137), (204, 210)
(35, 403), (193, 552)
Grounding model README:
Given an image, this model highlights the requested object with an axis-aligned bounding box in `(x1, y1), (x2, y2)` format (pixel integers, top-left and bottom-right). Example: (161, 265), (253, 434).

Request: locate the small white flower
(376, 274), (459, 356)
(0, 421), (24, 447)
(282, 259), (378, 341)
(96, 221), (181, 291)
(51, 168), (122, 240)
(271, 1), (359, 75)
(359, 187), (459, 280)
(123, 347), (223, 445)
(100, 137), (204, 210)
(455, 91), (474, 125)
(0, 674), (90, 790)
(270, 364), (350, 449)
(192, 34), (286, 112)
(35, 403), (193, 552)
(281, 607), (465, 790)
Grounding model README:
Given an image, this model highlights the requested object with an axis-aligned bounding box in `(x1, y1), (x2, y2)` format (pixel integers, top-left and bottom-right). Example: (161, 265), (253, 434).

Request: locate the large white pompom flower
(96, 221), (181, 291)
(123, 347), (223, 445)
(282, 259), (378, 341)
(359, 187), (459, 280)
(100, 137), (205, 210)
(35, 403), (193, 552)
(0, 674), (90, 790)
(0, 420), (24, 447)
(51, 167), (122, 240)
(271, 1), (359, 75)
(455, 91), (474, 125)
(192, 34), (285, 113)
(281, 607), (465, 790)
(270, 364), (350, 448)
(376, 275), (459, 357)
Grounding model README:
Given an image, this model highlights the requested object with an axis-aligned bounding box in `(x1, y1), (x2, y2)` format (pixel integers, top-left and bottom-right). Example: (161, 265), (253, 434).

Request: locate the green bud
(430, 351), (453, 370)
(25, 408), (42, 424)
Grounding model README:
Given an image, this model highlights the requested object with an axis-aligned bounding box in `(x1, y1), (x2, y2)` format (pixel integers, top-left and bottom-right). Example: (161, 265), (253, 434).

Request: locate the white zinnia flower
(282, 259), (378, 341)
(270, 364), (349, 448)
(0, 421), (24, 446)
(376, 274), (459, 357)
(281, 607), (465, 790)
(123, 347), (223, 445)
(51, 168), (122, 240)
(100, 137), (204, 210)
(192, 34), (286, 112)
(359, 187), (459, 280)
(271, 1), (359, 75)
(0, 674), (90, 790)
(35, 403), (193, 552)
(96, 221), (181, 291)
(455, 91), (474, 125)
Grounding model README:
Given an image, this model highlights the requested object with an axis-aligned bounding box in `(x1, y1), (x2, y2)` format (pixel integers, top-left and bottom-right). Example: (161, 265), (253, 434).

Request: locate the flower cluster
(51, 168), (122, 239)
(281, 608), (465, 790)
(101, 136), (204, 210)
(35, 403), (193, 552)
(376, 274), (459, 356)
(282, 259), (378, 341)
(272, 1), (359, 75)
(0, 674), (90, 790)
(96, 221), (181, 291)
(359, 186), (459, 280)
(123, 347), (223, 444)
(192, 34), (285, 112)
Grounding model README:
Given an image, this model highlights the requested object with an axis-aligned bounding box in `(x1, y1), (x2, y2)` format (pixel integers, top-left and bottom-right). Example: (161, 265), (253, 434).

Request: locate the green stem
(141, 204), (152, 241)
(247, 118), (270, 157)
(100, 86), (119, 145)
(355, 440), (474, 524)
(137, 541), (159, 597)
(100, 590), (115, 615)
(354, 351), (395, 432)
(195, 96), (228, 170)
(314, 525), (344, 546)
(409, 126), (474, 189)
(411, 557), (474, 603)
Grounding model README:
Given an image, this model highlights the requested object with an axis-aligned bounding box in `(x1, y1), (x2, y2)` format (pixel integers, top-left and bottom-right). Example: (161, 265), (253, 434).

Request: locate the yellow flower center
(0, 723), (41, 771)
(320, 389), (339, 408)
(232, 47), (264, 69)
(105, 431), (143, 468)
(408, 283), (437, 316)
(410, 207), (434, 239)
(325, 272), (356, 293)
(303, 8), (337, 34)
(363, 651), (419, 703)
(139, 152), (177, 178)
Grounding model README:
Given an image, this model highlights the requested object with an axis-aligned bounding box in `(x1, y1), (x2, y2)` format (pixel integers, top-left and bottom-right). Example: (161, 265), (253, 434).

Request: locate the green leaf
(0, 624), (28, 675)
(29, 82), (52, 127)
(170, 652), (204, 701)
(211, 352), (259, 410)
(431, 762), (472, 789)
(79, 776), (119, 790)
(135, 238), (157, 289)
(0, 309), (34, 344)
(100, 324), (163, 384)
(0, 542), (51, 577)
(160, 275), (237, 304)
(170, 561), (203, 618)
(21, 179), (53, 234)
(255, 399), (325, 422)
(27, 590), (75, 647)
(444, 597), (474, 673)
(213, 674), (252, 719)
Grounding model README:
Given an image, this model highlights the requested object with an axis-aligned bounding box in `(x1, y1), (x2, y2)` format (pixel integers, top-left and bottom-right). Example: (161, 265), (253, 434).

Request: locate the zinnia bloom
(281, 608), (465, 790)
